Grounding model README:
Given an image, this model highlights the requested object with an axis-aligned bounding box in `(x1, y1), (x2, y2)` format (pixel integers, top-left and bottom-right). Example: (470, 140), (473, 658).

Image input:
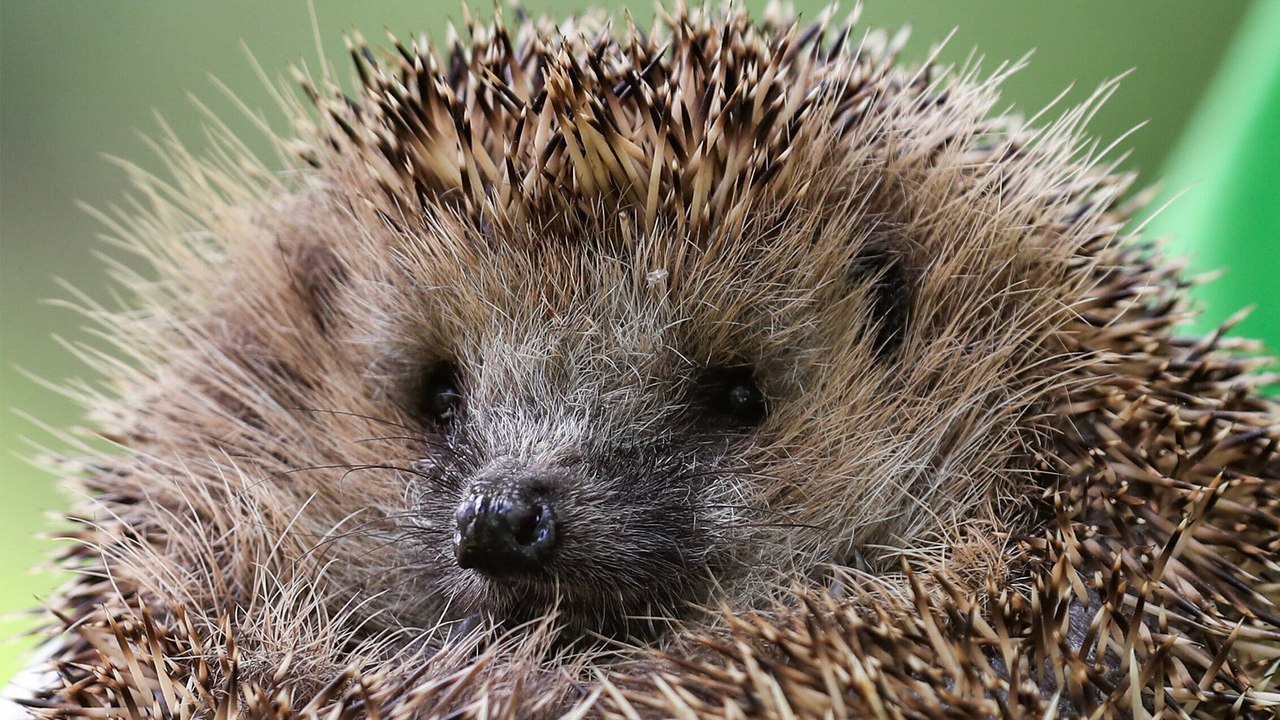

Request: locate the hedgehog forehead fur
(23, 2), (1280, 719)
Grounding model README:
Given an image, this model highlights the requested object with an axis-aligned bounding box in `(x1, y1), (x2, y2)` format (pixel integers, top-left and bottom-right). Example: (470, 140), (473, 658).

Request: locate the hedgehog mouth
(448, 564), (703, 641)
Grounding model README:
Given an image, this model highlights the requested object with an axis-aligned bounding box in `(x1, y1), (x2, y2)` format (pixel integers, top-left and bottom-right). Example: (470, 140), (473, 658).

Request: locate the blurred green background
(1, 0), (1273, 685)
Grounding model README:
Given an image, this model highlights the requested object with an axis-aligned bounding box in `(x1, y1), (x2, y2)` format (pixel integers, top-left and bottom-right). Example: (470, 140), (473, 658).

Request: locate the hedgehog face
(397, 362), (764, 634)
(363, 238), (803, 635)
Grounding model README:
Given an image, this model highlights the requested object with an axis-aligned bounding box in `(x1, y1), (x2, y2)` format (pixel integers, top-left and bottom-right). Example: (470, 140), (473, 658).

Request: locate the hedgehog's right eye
(421, 363), (463, 424)
(693, 366), (769, 431)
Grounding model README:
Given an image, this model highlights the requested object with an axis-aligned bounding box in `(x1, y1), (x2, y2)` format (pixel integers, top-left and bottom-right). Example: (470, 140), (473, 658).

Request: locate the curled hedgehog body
(12, 2), (1280, 719)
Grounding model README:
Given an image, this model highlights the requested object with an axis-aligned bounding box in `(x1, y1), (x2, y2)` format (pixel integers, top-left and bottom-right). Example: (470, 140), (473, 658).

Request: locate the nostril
(520, 503), (557, 550)
(513, 505), (541, 546)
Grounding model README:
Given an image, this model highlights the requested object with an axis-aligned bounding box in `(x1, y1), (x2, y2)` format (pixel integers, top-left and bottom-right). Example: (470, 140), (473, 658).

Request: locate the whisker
(286, 405), (416, 432)
(335, 462), (456, 490)
(355, 435), (430, 444)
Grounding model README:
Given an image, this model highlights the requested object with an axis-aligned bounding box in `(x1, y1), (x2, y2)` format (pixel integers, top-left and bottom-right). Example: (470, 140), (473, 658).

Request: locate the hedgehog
(9, 2), (1280, 719)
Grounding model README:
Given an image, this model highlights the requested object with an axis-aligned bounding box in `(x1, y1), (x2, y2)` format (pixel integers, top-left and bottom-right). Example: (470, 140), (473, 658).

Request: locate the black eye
(421, 363), (463, 423)
(694, 367), (768, 430)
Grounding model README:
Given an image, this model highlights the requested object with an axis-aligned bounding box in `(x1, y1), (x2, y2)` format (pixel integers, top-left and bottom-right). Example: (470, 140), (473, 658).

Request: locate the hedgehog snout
(454, 470), (560, 577)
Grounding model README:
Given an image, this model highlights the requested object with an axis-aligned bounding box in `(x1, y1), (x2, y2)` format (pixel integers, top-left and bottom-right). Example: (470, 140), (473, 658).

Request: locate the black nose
(454, 481), (558, 576)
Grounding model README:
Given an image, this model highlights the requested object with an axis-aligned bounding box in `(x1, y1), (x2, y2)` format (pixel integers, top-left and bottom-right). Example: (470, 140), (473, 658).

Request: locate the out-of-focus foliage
(1150, 0), (1280, 347)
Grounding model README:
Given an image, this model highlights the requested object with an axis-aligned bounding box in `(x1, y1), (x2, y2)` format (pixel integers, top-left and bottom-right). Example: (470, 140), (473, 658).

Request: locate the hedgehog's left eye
(694, 367), (769, 430)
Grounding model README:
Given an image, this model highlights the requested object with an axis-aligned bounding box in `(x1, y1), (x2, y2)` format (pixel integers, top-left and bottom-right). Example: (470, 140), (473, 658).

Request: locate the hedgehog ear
(846, 240), (911, 357)
(284, 240), (349, 336)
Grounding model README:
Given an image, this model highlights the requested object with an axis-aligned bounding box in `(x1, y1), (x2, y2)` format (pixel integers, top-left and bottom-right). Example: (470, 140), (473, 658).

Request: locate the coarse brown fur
(12, 2), (1280, 719)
